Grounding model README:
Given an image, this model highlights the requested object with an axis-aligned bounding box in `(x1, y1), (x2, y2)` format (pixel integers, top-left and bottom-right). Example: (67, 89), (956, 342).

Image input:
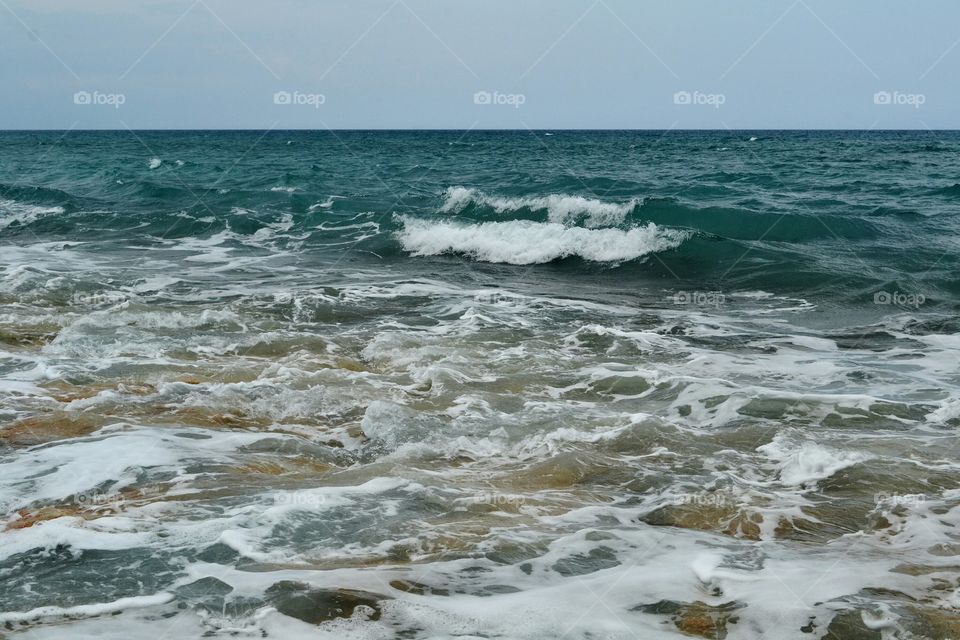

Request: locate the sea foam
(440, 186), (640, 227)
(396, 216), (688, 265)
(0, 199), (65, 229)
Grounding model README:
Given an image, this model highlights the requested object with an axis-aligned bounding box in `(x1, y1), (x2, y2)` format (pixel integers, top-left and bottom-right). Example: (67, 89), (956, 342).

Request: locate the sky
(1, 0), (958, 129)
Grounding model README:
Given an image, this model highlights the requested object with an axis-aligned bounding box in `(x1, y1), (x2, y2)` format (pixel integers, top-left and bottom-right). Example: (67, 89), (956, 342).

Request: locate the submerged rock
(633, 599), (743, 639)
(823, 610), (881, 639)
(174, 578), (264, 618)
(6, 484), (168, 530)
(1, 412), (103, 446)
(265, 581), (388, 624)
(642, 501), (764, 540)
(175, 577), (234, 598)
(0, 327), (58, 348)
(899, 606), (960, 639)
(41, 380), (156, 403)
(551, 546), (620, 577)
(389, 579), (451, 596)
(6, 505), (85, 530)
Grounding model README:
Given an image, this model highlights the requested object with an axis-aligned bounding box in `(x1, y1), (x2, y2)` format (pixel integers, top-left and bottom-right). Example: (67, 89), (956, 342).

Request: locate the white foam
(309, 197), (336, 210)
(397, 216), (688, 265)
(2, 255), (957, 638)
(927, 397), (960, 424)
(129, 275), (180, 293)
(143, 513), (913, 640)
(58, 307), (244, 332)
(0, 593), (174, 625)
(0, 199), (65, 229)
(0, 515), (155, 563)
(758, 435), (872, 487)
(440, 186), (639, 227)
(148, 158), (162, 169)
(0, 426), (272, 516)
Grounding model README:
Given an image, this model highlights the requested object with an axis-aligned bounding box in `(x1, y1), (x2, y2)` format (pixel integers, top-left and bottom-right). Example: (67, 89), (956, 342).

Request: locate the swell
(1, 176), (946, 301)
(0, 184), (76, 232)
(437, 187), (885, 243)
(930, 183), (960, 198)
(0, 181), (906, 246)
(0, 184), (79, 231)
(634, 197), (882, 242)
(0, 183), (77, 207)
(407, 187), (923, 293)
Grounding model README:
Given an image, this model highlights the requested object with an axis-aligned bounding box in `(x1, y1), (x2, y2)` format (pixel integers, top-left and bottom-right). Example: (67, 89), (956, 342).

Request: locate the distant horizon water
(5, 127), (960, 132)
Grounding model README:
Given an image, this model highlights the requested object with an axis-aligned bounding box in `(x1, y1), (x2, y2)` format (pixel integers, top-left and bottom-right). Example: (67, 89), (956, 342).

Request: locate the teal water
(1, 131), (960, 639)
(3, 130), (960, 302)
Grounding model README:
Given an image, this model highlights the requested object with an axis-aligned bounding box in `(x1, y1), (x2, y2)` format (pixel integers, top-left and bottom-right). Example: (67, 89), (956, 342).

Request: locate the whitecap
(440, 186), (640, 227)
(0, 199), (65, 229)
(396, 215), (689, 265)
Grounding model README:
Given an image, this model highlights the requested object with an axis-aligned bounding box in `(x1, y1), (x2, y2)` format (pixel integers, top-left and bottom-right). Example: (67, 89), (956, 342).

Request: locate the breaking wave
(396, 215), (689, 265)
(440, 186), (640, 227)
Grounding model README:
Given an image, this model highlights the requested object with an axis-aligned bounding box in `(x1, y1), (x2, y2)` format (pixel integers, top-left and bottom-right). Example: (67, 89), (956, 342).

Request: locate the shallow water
(1, 130), (960, 639)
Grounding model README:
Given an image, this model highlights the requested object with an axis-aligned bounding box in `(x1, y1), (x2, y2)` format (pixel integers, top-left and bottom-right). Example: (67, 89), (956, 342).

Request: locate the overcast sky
(2, 0), (958, 129)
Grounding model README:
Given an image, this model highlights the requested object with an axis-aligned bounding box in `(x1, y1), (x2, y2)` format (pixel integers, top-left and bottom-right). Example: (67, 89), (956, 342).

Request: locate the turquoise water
(1, 131), (960, 638)
(4, 130), (960, 301)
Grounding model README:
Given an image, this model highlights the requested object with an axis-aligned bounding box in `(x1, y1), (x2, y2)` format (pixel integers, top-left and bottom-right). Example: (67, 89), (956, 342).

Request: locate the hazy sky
(2, 0), (958, 129)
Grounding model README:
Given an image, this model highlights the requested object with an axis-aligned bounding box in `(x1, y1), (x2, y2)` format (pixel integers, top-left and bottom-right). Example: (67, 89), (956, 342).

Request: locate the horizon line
(1, 127), (959, 133)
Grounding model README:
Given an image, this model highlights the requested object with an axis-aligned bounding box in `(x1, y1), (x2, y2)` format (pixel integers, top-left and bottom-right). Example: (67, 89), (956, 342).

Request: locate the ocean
(1, 130), (959, 639)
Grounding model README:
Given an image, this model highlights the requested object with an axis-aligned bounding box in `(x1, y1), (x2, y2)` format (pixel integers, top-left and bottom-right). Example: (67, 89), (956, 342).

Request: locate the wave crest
(440, 186), (639, 227)
(0, 199), (65, 230)
(396, 216), (689, 265)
